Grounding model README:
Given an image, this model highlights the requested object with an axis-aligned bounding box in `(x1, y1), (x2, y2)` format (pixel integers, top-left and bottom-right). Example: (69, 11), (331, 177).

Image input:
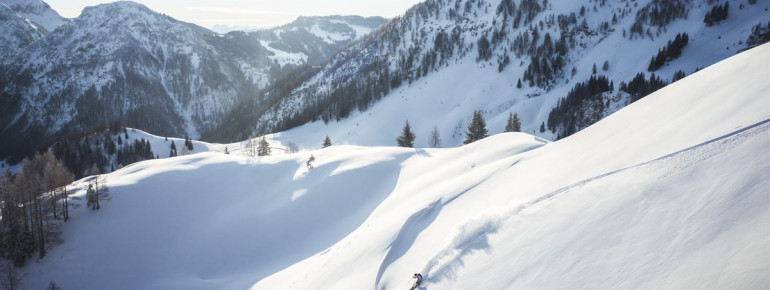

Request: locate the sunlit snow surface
(21, 44), (770, 289)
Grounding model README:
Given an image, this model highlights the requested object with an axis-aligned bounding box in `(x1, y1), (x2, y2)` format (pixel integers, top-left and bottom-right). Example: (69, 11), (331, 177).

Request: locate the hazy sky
(46, 0), (422, 29)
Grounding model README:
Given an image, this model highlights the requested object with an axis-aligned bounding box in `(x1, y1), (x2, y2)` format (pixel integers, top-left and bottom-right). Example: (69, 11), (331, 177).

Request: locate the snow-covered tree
(396, 120), (416, 148)
(464, 110), (488, 144)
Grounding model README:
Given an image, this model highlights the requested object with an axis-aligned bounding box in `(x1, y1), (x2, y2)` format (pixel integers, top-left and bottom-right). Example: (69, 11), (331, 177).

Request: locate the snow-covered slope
(0, 2), (386, 162)
(0, 0), (67, 32)
(252, 0), (770, 148)
(0, 0), (66, 64)
(250, 15), (388, 66)
(20, 43), (770, 289)
(0, 3), (45, 64)
(0, 1), (265, 162)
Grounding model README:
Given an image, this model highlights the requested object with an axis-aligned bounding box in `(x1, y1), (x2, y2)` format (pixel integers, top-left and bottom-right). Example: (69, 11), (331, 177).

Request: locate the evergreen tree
(464, 110), (488, 144)
(184, 134), (194, 151)
(517, 78), (523, 88)
(257, 137), (271, 156)
(540, 122), (546, 133)
(396, 120), (416, 148)
(429, 126), (442, 148)
(322, 136), (332, 148)
(170, 141), (177, 157)
(504, 112), (522, 132)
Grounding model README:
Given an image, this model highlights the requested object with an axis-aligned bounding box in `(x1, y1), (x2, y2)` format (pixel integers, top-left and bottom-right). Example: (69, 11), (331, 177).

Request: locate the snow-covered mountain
(247, 15), (388, 66)
(0, 2), (385, 162)
(0, 1), (258, 162)
(18, 43), (770, 289)
(0, 0), (65, 64)
(0, 0), (67, 32)
(0, 3), (45, 64)
(243, 0), (770, 149)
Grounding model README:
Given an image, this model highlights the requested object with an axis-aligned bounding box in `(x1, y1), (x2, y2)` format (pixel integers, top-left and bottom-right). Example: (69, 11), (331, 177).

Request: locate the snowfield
(21, 44), (770, 289)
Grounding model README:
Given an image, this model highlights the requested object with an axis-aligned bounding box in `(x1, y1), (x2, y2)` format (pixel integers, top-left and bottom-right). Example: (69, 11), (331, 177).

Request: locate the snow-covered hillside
(0, 1), (386, 162)
(0, 0), (67, 32)
(0, 0), (66, 64)
(252, 0), (770, 148)
(19, 43), (770, 289)
(0, 3), (45, 64)
(251, 15), (388, 65)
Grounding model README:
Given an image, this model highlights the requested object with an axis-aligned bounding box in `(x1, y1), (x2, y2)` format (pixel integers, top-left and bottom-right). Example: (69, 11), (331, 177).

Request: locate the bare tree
(86, 165), (110, 211)
(429, 126), (442, 148)
(1, 262), (23, 290)
(286, 141), (300, 154)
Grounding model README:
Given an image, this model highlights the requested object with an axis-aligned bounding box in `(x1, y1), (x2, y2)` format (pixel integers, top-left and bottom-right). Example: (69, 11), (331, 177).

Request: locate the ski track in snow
(416, 118), (770, 286)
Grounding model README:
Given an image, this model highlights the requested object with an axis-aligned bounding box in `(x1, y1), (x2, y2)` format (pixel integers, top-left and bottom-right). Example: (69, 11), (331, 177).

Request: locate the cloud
(185, 7), (286, 16)
(193, 18), (271, 24)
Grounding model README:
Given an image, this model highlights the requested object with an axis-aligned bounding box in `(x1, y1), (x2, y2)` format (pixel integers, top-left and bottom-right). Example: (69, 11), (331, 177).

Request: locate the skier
(410, 273), (423, 290)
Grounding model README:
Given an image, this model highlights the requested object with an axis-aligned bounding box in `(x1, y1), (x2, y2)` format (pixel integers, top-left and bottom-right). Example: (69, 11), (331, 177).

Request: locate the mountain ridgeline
(0, 0), (385, 162)
(2, 0), (769, 161)
(204, 0), (768, 145)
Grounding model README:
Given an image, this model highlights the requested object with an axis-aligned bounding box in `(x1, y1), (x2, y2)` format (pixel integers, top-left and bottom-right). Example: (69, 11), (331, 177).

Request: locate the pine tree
(429, 126), (442, 148)
(396, 120), (416, 148)
(504, 112), (522, 132)
(464, 110), (488, 144)
(516, 78), (523, 88)
(322, 136), (332, 148)
(184, 134), (194, 151)
(257, 137), (271, 156)
(540, 122), (546, 133)
(169, 141), (177, 157)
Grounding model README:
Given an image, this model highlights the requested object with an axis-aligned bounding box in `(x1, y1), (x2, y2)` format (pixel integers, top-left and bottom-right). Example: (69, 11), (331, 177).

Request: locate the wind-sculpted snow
(420, 213), (500, 285)
(376, 200), (442, 289)
(18, 37), (770, 290)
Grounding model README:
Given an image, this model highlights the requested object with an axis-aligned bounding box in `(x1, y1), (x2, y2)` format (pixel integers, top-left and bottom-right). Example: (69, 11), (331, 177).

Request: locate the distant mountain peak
(0, 0), (66, 32)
